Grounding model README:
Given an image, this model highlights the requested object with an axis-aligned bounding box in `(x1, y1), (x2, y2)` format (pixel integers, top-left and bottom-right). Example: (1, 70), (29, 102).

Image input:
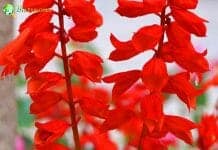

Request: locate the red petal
(30, 91), (62, 114)
(142, 58), (168, 92)
(109, 34), (142, 61)
(140, 92), (164, 121)
(101, 108), (135, 131)
(132, 25), (163, 51)
(116, 0), (148, 17)
(172, 8), (207, 36)
(27, 72), (64, 94)
(164, 115), (196, 144)
(169, 0), (198, 9)
(32, 32), (58, 60)
(35, 143), (69, 150)
(64, 0), (102, 27)
(163, 72), (200, 109)
(79, 96), (109, 118)
(166, 22), (191, 47)
(68, 25), (97, 42)
(171, 43), (209, 73)
(23, 0), (54, 8)
(35, 120), (69, 145)
(19, 12), (53, 35)
(70, 51), (103, 82)
(103, 70), (141, 99)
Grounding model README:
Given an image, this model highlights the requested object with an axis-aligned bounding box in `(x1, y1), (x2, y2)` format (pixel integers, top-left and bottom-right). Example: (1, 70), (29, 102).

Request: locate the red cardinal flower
(34, 120), (69, 145)
(142, 58), (168, 92)
(103, 70), (141, 99)
(69, 51), (103, 82)
(23, 0), (54, 9)
(172, 8), (207, 36)
(198, 115), (218, 149)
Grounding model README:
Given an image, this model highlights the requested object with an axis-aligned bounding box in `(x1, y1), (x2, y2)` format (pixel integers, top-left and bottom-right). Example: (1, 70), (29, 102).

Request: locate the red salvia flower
(171, 8), (207, 36)
(103, 70), (141, 99)
(198, 115), (218, 149)
(69, 51), (103, 82)
(64, 0), (103, 42)
(142, 57), (168, 92)
(163, 72), (200, 109)
(34, 120), (69, 145)
(169, 0), (198, 9)
(23, 0), (55, 9)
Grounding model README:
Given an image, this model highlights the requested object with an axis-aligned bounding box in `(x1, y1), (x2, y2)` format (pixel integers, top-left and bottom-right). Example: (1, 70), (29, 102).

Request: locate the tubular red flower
(172, 8), (207, 36)
(142, 58), (168, 92)
(69, 51), (103, 82)
(23, 0), (54, 9)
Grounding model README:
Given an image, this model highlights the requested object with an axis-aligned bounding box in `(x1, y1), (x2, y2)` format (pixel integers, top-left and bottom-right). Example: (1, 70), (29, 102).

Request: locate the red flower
(19, 12), (53, 36)
(116, 0), (166, 17)
(198, 115), (218, 149)
(109, 34), (141, 61)
(169, 0), (198, 9)
(80, 132), (118, 150)
(79, 96), (109, 118)
(142, 58), (168, 92)
(101, 108), (135, 131)
(103, 70), (141, 99)
(30, 91), (62, 114)
(27, 72), (64, 94)
(163, 72), (200, 109)
(69, 51), (103, 82)
(172, 43), (209, 73)
(64, 0), (103, 42)
(0, 28), (31, 76)
(23, 0), (54, 9)
(166, 22), (191, 47)
(132, 25), (163, 51)
(32, 32), (58, 60)
(68, 25), (97, 42)
(140, 92), (164, 122)
(164, 115), (196, 144)
(34, 120), (69, 145)
(172, 8), (207, 36)
(35, 143), (69, 150)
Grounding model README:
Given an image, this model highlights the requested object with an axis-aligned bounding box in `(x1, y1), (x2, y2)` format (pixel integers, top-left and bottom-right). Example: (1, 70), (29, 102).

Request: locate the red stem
(57, 0), (81, 149)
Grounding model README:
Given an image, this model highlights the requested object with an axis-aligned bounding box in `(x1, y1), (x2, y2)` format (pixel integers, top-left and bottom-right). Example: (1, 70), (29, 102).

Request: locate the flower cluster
(103, 0), (209, 149)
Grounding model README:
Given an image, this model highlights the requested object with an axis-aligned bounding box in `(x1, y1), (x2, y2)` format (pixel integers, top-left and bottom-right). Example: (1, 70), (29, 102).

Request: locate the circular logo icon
(2, 3), (14, 16)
